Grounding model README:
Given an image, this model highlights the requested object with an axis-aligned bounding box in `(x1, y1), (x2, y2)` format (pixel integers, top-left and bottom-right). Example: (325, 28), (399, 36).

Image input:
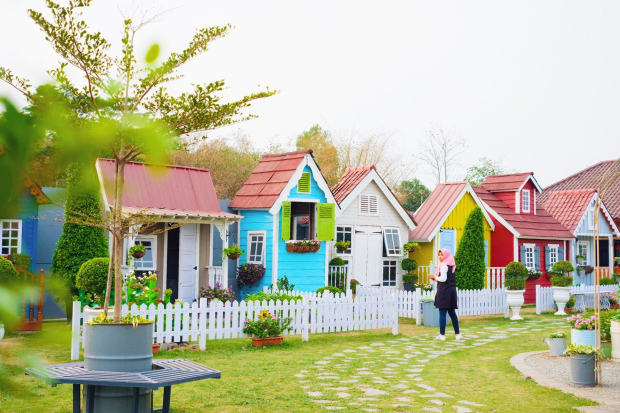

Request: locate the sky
(1, 0), (619, 189)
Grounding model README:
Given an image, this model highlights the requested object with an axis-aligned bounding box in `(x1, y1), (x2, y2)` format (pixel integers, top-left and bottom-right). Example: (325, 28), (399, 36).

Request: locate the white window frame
(522, 190), (530, 213)
(0, 219), (22, 255)
(524, 243), (535, 270)
(248, 230), (266, 264)
(548, 244), (559, 270)
(336, 225), (353, 255)
(587, 209), (594, 230)
(382, 259), (398, 287)
(383, 227), (401, 257)
(577, 241), (589, 265)
(359, 194), (379, 216)
(132, 236), (157, 271)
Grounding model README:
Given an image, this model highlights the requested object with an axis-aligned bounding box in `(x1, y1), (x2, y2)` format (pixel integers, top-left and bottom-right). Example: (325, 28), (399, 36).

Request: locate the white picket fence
(535, 284), (619, 314)
(357, 286), (508, 324)
(70, 294), (398, 360)
(486, 267), (505, 289)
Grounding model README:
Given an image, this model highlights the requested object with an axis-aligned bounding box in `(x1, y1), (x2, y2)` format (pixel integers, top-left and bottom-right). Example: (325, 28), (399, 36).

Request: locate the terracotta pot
(132, 250), (146, 259)
(610, 304), (619, 310)
(152, 343), (161, 354)
(227, 253), (241, 260)
(251, 336), (284, 347)
(336, 246), (349, 252)
(565, 308), (574, 313)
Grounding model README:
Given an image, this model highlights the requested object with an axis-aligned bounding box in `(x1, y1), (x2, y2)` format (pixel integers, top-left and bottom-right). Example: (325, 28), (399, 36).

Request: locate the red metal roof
(229, 150), (312, 209)
(473, 186), (574, 239)
(480, 172), (534, 192)
(539, 160), (620, 223)
(409, 182), (467, 241)
(97, 159), (223, 214)
(541, 190), (595, 233)
(331, 165), (375, 204)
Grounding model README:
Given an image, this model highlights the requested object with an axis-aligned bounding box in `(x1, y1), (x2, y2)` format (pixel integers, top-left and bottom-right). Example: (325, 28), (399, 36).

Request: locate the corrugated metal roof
(409, 182), (467, 241)
(229, 150), (311, 209)
(331, 165), (375, 204)
(97, 159), (223, 214)
(542, 190), (595, 233)
(480, 172), (533, 192)
(473, 186), (575, 239)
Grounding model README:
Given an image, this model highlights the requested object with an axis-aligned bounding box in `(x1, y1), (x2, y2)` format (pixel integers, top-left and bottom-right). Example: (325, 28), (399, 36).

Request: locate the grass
(0, 308), (595, 412)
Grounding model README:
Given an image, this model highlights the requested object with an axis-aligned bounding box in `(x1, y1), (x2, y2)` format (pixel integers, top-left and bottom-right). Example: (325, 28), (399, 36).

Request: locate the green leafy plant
(563, 343), (602, 357)
(76, 257), (113, 298)
(236, 264), (266, 287)
(7, 253), (31, 271)
(164, 289), (173, 297)
(403, 242), (420, 254)
(334, 240), (350, 251)
(417, 283), (434, 293)
(565, 295), (575, 309)
(600, 310), (617, 341)
(575, 254), (586, 259)
(0, 257), (19, 285)
(611, 311), (620, 322)
(87, 312), (150, 327)
(275, 275), (295, 292)
(244, 291), (303, 303)
(550, 276), (573, 287)
(504, 261), (527, 291)
(599, 276), (616, 286)
(128, 244), (146, 257)
(329, 256), (346, 266)
(527, 269), (543, 280)
(242, 309), (293, 338)
(454, 206), (486, 290)
(316, 286), (343, 296)
(401, 258), (418, 273)
(337, 279), (361, 294)
(551, 260), (575, 275)
(222, 244), (245, 259)
(402, 273), (418, 284)
(547, 332), (567, 339)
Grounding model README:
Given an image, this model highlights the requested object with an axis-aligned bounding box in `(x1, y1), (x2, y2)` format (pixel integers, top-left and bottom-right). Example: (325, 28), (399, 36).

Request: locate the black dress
(434, 265), (458, 310)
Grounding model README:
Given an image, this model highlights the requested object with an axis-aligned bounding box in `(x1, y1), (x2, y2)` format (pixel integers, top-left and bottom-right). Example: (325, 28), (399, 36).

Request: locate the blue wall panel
(237, 209), (273, 297)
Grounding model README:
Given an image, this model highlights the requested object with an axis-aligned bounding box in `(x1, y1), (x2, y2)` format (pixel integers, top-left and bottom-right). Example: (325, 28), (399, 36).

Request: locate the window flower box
(286, 240), (321, 253)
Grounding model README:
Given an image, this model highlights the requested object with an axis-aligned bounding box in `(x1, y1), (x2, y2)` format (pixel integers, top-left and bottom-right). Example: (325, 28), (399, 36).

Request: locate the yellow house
(408, 182), (494, 284)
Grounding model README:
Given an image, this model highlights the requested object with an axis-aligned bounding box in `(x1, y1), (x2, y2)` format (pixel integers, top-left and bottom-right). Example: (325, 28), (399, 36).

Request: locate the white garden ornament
(506, 290), (525, 320)
(552, 286), (571, 315)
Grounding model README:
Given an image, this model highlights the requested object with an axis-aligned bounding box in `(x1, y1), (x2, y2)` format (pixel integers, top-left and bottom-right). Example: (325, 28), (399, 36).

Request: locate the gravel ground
(525, 352), (620, 405)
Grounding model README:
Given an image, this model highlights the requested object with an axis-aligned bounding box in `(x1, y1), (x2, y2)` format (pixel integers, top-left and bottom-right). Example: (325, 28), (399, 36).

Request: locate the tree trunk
(112, 151), (126, 323)
(104, 159), (118, 317)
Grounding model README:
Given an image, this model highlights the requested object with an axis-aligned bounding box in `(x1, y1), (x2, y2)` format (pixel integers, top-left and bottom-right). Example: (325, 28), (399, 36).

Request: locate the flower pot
(552, 286), (571, 315)
(612, 321), (620, 360)
(506, 290), (525, 320)
(544, 337), (566, 357)
(227, 252), (241, 260)
(571, 329), (596, 347)
(286, 243), (321, 253)
(210, 298), (221, 307)
(0, 324), (4, 342)
(610, 304), (620, 310)
(251, 336), (284, 347)
(336, 246), (349, 252)
(577, 257), (584, 265)
(132, 250), (146, 259)
(403, 283), (415, 292)
(84, 306), (117, 321)
(601, 341), (612, 359)
(422, 300), (440, 327)
(565, 307), (574, 313)
(527, 273), (542, 281)
(569, 354), (596, 387)
(577, 269), (586, 277)
(152, 343), (161, 355)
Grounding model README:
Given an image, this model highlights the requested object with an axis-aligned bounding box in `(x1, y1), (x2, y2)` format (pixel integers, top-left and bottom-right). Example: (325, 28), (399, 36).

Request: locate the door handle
(193, 266), (198, 270)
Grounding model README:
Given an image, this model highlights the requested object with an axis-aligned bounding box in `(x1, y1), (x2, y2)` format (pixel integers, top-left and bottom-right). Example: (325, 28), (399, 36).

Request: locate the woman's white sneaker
(455, 334), (464, 340)
(436, 335), (446, 341)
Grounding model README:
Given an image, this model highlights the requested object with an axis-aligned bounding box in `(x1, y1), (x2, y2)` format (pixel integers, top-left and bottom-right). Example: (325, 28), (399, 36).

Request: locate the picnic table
(573, 291), (611, 313)
(25, 359), (221, 413)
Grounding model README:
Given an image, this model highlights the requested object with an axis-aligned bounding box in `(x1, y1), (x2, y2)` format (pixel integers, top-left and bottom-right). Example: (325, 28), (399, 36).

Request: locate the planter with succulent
(544, 332), (567, 356)
(550, 261), (575, 315)
(526, 269), (543, 281)
(564, 344), (601, 387)
(286, 239), (321, 253)
(575, 254), (586, 265)
(237, 264), (266, 288)
(505, 262), (527, 320)
(334, 240), (351, 252)
(403, 242), (420, 254)
(222, 244), (245, 260)
(129, 244), (147, 259)
(242, 309), (293, 346)
(402, 273), (418, 292)
(576, 265), (586, 277)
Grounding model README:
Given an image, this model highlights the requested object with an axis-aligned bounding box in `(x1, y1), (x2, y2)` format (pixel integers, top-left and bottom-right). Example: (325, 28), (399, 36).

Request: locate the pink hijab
(436, 248), (456, 276)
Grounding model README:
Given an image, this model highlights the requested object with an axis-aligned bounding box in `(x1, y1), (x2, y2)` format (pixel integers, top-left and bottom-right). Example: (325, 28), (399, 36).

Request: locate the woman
(429, 249), (463, 341)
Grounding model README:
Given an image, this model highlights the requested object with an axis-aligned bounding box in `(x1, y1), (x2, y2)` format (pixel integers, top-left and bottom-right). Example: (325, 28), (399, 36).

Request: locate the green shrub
(550, 276), (573, 287)
(329, 257), (346, 266)
(402, 273), (418, 284)
(76, 257), (112, 296)
(505, 261), (527, 278)
(244, 291), (303, 303)
(505, 277), (526, 290)
(600, 309), (617, 341)
(551, 260), (575, 275)
(0, 256), (19, 285)
(599, 276), (616, 286)
(316, 286), (343, 296)
(565, 295), (575, 309)
(401, 258), (418, 272)
(8, 253), (31, 271)
(548, 332), (567, 339)
(454, 206), (486, 290)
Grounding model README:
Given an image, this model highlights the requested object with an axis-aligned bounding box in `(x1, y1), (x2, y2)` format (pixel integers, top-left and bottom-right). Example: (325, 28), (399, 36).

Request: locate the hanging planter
(129, 244), (147, 259)
(223, 244), (245, 261)
(334, 240), (350, 252)
(526, 269), (542, 281)
(286, 240), (321, 253)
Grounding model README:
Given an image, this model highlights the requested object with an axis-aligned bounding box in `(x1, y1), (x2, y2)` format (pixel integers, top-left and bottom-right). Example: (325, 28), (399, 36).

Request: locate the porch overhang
(121, 206), (243, 224)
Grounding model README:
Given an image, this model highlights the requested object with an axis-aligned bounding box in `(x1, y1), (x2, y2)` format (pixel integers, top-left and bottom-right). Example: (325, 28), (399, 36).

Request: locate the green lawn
(0, 309), (594, 412)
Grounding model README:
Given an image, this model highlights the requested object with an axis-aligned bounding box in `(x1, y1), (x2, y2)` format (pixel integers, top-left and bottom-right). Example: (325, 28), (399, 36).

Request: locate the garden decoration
(576, 266), (586, 277)
(544, 332), (567, 356)
(286, 239), (321, 253)
(526, 269), (543, 280)
(504, 262), (527, 320)
(129, 244), (146, 259)
(564, 344), (601, 387)
(402, 273), (418, 292)
(567, 314), (597, 347)
(583, 265), (595, 274)
(576, 254), (586, 265)
(236, 264), (266, 288)
(403, 242), (420, 254)
(242, 309), (293, 346)
(334, 240), (350, 252)
(222, 244), (244, 260)
(609, 292), (619, 310)
(550, 260), (575, 315)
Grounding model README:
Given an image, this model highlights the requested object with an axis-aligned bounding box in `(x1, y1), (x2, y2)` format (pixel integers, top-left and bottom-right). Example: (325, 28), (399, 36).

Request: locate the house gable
(575, 195), (620, 237)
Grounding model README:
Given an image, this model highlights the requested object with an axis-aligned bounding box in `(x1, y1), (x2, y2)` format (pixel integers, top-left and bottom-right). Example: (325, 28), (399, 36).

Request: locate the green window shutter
(281, 201), (291, 241)
(317, 203), (335, 241)
(298, 172), (311, 193)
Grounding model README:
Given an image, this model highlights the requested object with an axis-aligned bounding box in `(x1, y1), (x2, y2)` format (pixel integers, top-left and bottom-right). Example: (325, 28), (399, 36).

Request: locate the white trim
(272, 214), (279, 287)
(523, 243), (536, 270)
(383, 227), (402, 256)
(222, 222), (229, 289)
(480, 200), (521, 238)
(195, 224), (201, 298)
(515, 191), (520, 214)
(208, 224), (214, 267)
(522, 189), (531, 213)
(577, 240), (590, 265)
(547, 244), (559, 269)
(596, 194), (620, 237)
(247, 230), (267, 265)
(285, 198), (322, 203)
(534, 191), (537, 215)
(517, 174), (543, 193)
(337, 169), (416, 230)
(162, 229), (168, 293)
(132, 236), (158, 271)
(0, 219), (22, 255)
(268, 153), (341, 217)
(513, 235), (518, 262)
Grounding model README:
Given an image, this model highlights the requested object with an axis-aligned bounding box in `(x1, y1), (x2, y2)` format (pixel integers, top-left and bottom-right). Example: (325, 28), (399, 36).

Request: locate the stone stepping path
(296, 318), (567, 411)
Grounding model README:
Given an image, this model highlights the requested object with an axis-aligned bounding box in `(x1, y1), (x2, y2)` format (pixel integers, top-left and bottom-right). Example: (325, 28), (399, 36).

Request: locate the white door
(354, 226), (383, 287)
(178, 224), (198, 302)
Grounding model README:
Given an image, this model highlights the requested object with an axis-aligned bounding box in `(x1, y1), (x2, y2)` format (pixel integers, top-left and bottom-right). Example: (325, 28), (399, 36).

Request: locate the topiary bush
(8, 253), (31, 271)
(402, 273), (418, 284)
(236, 264), (266, 287)
(550, 276), (574, 287)
(316, 286), (343, 296)
(454, 206), (487, 290)
(401, 258), (418, 272)
(76, 257), (112, 296)
(0, 256), (19, 285)
(504, 261), (528, 290)
(329, 257), (346, 266)
(551, 260), (575, 275)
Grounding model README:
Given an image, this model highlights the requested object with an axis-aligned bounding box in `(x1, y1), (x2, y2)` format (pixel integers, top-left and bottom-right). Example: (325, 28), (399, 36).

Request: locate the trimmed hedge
(329, 257), (346, 266)
(316, 286), (343, 296)
(454, 206), (486, 290)
(401, 258), (418, 272)
(76, 257), (112, 296)
(0, 256), (19, 285)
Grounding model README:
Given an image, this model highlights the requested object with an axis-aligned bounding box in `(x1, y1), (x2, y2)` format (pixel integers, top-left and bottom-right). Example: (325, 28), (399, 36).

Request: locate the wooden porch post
(222, 222), (229, 289)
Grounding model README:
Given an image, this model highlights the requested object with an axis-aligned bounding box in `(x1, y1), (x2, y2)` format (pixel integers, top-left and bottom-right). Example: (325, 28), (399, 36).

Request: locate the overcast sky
(1, 0), (619, 189)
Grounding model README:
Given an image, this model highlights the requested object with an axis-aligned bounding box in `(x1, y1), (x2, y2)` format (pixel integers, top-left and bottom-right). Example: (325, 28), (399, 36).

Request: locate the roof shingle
(480, 172), (534, 192)
(541, 190), (595, 233)
(331, 165), (375, 204)
(409, 182), (467, 241)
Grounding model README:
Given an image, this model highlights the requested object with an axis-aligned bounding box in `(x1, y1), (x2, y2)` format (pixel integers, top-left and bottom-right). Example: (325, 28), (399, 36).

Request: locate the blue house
(230, 150), (340, 295)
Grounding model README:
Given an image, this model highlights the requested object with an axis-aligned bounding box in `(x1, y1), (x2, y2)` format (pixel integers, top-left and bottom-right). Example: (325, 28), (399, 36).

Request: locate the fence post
(503, 288), (509, 318)
(392, 295), (398, 335)
(199, 298), (207, 350)
(535, 285), (541, 315)
(70, 301), (81, 361)
(301, 296), (309, 341)
(415, 288), (421, 325)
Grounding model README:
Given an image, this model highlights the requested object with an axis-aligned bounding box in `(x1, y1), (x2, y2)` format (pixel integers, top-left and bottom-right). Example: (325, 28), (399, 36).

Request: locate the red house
(473, 173), (575, 303)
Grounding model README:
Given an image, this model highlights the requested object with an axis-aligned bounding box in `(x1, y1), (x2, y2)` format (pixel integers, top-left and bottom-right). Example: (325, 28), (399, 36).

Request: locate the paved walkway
(294, 319), (567, 412)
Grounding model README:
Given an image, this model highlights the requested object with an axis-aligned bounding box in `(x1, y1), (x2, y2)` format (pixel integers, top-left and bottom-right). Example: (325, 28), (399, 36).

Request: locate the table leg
(86, 385), (95, 413)
(162, 386), (171, 413)
(72, 384), (80, 413)
(132, 387), (140, 413)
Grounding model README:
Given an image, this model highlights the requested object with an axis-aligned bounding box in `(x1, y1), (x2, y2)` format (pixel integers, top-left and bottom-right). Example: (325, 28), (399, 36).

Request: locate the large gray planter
(83, 322), (154, 412)
(422, 300), (439, 327)
(569, 354), (596, 387)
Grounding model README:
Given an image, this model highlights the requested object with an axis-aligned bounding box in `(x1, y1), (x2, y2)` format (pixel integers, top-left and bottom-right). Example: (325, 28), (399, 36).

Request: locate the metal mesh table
(26, 359), (221, 413)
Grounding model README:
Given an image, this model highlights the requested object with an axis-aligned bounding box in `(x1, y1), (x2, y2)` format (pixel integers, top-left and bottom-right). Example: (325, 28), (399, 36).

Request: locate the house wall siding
(519, 238), (564, 304)
(5, 193), (40, 270)
(489, 216), (515, 268)
(238, 210), (274, 297)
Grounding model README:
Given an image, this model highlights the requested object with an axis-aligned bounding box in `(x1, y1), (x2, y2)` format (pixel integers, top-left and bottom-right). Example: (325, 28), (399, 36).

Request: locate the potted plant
(504, 262), (527, 320)
(600, 276), (616, 286)
(583, 265), (594, 275)
(401, 257), (418, 274)
(336, 279), (360, 298)
(129, 244), (146, 259)
(200, 282), (235, 306)
(544, 332), (567, 356)
(242, 309), (293, 346)
(402, 273), (418, 292)
(564, 295), (575, 313)
(237, 264), (266, 289)
(567, 314), (597, 347)
(600, 310), (615, 359)
(609, 292), (619, 310)
(146, 272), (158, 290)
(576, 265), (586, 277)
(403, 242), (420, 254)
(550, 260), (575, 315)
(575, 254), (586, 265)
(334, 240), (351, 252)
(526, 268), (543, 281)
(164, 288), (173, 305)
(286, 239), (321, 253)
(223, 244), (245, 260)
(564, 344), (600, 387)
(611, 311), (620, 360)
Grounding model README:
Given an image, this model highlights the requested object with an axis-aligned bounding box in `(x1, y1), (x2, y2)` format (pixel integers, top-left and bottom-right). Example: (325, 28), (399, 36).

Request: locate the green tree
(464, 157), (506, 186)
(1, 1), (276, 321)
(296, 125), (340, 186)
(394, 178), (431, 212)
(454, 206), (486, 290)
